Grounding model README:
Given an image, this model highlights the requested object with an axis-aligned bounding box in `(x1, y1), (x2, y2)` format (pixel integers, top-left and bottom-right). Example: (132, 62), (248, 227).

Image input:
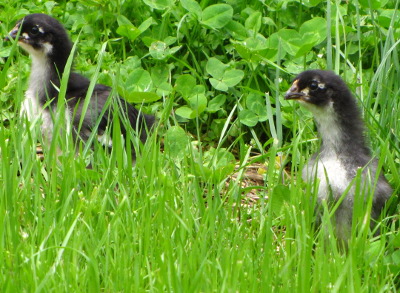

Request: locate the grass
(0, 0), (399, 292)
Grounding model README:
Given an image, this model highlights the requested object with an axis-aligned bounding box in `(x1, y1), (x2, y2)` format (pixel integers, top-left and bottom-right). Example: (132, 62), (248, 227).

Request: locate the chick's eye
(30, 26), (40, 35)
(309, 81), (319, 90)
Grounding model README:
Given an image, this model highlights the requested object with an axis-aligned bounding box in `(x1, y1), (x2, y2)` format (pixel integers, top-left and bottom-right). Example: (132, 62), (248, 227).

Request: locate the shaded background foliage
(1, 0), (398, 153)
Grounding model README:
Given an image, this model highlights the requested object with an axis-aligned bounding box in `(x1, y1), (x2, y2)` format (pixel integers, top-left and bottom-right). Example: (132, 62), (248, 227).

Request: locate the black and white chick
(285, 70), (392, 242)
(7, 13), (155, 158)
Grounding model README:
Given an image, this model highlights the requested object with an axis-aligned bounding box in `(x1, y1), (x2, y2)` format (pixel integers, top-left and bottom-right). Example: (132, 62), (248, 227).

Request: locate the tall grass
(0, 0), (399, 292)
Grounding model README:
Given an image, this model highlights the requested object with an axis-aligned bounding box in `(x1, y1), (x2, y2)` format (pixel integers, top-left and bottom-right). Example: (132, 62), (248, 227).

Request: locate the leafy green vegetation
(0, 0), (399, 291)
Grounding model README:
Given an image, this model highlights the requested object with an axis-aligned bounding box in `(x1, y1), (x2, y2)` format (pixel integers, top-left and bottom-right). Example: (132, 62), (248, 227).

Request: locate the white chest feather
(20, 46), (55, 141)
(301, 100), (353, 200)
(21, 48), (49, 117)
(301, 100), (342, 152)
(303, 156), (351, 201)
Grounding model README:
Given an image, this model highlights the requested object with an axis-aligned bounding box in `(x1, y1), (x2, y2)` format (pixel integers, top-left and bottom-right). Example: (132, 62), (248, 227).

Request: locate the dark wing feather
(65, 72), (154, 144)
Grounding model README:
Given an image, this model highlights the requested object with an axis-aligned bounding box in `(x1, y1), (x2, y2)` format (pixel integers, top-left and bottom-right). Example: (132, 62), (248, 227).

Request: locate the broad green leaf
(264, 17), (276, 27)
(309, 0), (324, 5)
(116, 25), (141, 41)
(206, 57), (228, 79)
(209, 78), (229, 92)
(175, 106), (194, 119)
(225, 20), (247, 41)
(188, 94), (208, 116)
(299, 17), (327, 45)
(164, 36), (177, 46)
(164, 126), (189, 160)
(192, 85), (206, 95)
(155, 82), (173, 96)
(209, 68), (243, 91)
(44, 1), (57, 13)
(175, 74), (196, 98)
(239, 109), (258, 127)
(138, 17), (156, 33)
(151, 65), (170, 84)
(260, 33), (280, 60)
(245, 11), (262, 33)
(233, 43), (253, 61)
(359, 0), (386, 9)
(201, 4), (233, 29)
(201, 147), (236, 182)
(117, 15), (133, 26)
(121, 56), (141, 71)
(246, 93), (268, 121)
(149, 41), (168, 60)
(116, 16), (140, 40)
(295, 43), (316, 58)
(169, 46), (182, 55)
(141, 36), (157, 47)
(0, 47), (11, 58)
(222, 69), (244, 87)
(76, 0), (104, 6)
(122, 91), (161, 103)
(143, 0), (171, 10)
(125, 68), (152, 92)
(207, 94), (226, 113)
(378, 9), (400, 28)
(233, 43), (266, 63)
(266, 33), (280, 49)
(301, 0), (324, 6)
(180, 0), (202, 18)
(278, 29), (303, 56)
(149, 41), (181, 60)
(243, 34), (269, 51)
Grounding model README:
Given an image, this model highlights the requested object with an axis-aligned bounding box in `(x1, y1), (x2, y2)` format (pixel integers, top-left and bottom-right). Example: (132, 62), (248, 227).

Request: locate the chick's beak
(284, 79), (305, 100)
(5, 23), (21, 41)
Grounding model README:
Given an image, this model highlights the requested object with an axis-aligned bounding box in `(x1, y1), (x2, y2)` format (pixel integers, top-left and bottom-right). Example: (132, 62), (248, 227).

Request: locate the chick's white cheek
(19, 41), (53, 59)
(301, 87), (310, 95)
(42, 43), (53, 55)
(19, 41), (33, 53)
